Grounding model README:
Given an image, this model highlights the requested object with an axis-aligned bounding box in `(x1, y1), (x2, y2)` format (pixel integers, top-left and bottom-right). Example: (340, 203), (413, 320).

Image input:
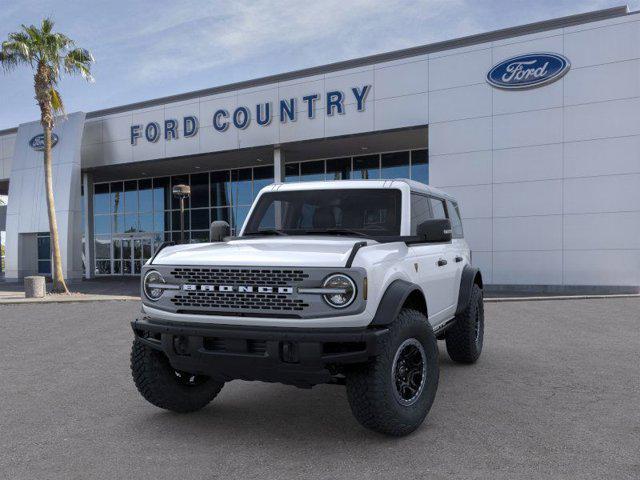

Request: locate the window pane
(285, 163), (299, 182)
(153, 211), (169, 232)
(94, 183), (110, 214)
(153, 177), (170, 212)
(124, 214), (138, 232)
(381, 151), (410, 179)
(353, 155), (380, 179)
(139, 214), (153, 232)
(123, 261), (132, 275)
(38, 260), (51, 275)
(138, 179), (153, 213)
(430, 198), (447, 219)
(233, 205), (251, 233)
(190, 173), (209, 208)
(171, 175), (190, 209)
(113, 260), (122, 274)
(37, 235), (51, 260)
(326, 158), (350, 180)
(232, 168), (252, 206)
(300, 160), (325, 182)
(134, 260), (142, 274)
(113, 214), (124, 234)
(122, 239), (132, 260)
(253, 166), (273, 197)
(410, 194), (432, 235)
(191, 208), (210, 230)
(94, 215), (111, 235)
(411, 150), (429, 185)
(95, 260), (111, 275)
(110, 182), (123, 215)
(95, 236), (110, 259)
(124, 180), (138, 213)
(210, 170), (231, 207)
(447, 200), (464, 238)
(113, 239), (122, 260)
(172, 210), (188, 232)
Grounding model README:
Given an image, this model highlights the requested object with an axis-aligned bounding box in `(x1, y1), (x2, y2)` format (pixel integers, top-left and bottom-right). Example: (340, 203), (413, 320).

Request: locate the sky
(0, 0), (638, 130)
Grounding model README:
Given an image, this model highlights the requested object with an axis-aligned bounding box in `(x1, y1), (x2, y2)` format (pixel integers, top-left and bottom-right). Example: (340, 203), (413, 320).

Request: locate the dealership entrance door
(110, 233), (155, 275)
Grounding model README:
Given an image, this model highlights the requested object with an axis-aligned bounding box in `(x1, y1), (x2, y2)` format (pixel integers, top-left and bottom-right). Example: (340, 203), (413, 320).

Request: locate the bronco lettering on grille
(182, 285), (294, 294)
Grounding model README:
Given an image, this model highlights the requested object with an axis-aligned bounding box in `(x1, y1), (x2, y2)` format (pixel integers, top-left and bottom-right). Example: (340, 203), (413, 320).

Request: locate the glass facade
(37, 232), (51, 275)
(91, 148), (428, 275)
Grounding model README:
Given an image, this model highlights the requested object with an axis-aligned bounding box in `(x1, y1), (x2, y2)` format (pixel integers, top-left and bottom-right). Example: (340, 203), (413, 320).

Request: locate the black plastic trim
(455, 265), (483, 316)
(345, 241), (368, 268)
(370, 279), (426, 326)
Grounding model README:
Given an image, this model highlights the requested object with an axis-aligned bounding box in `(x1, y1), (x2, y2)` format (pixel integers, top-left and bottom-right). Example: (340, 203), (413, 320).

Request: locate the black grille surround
(142, 265), (367, 319)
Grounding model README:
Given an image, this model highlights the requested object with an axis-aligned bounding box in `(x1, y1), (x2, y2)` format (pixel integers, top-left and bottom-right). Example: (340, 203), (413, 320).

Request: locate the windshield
(243, 188), (402, 237)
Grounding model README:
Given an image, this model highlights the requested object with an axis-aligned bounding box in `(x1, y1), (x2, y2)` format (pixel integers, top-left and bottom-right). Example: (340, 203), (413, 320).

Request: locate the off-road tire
(345, 309), (439, 436)
(131, 340), (224, 413)
(445, 283), (484, 363)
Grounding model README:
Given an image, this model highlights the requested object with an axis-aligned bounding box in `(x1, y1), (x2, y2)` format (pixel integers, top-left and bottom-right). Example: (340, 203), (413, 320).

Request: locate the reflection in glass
(253, 166), (273, 196)
(153, 177), (170, 212)
(326, 158), (350, 180)
(95, 260), (111, 275)
(190, 173), (209, 208)
(353, 155), (380, 179)
(285, 163), (299, 182)
(232, 168), (252, 206)
(112, 215), (124, 234)
(138, 179), (153, 212)
(210, 170), (231, 207)
(124, 214), (138, 232)
(190, 231), (209, 243)
(94, 236), (110, 259)
(94, 183), (110, 214)
(411, 150), (429, 185)
(190, 208), (210, 230)
(300, 160), (325, 182)
(124, 180), (138, 213)
(139, 214), (153, 232)
(110, 182), (123, 215)
(172, 210), (188, 232)
(381, 152), (410, 179)
(211, 207), (231, 227)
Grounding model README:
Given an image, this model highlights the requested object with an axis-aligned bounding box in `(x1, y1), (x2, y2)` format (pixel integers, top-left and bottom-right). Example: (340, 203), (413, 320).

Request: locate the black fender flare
(455, 265), (483, 316)
(370, 279), (426, 326)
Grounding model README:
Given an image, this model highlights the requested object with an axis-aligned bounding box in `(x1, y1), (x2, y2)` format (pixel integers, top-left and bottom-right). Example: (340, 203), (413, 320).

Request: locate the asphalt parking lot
(1, 298), (639, 479)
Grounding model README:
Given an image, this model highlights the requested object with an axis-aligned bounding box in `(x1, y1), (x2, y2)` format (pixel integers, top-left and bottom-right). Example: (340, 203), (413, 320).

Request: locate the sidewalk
(0, 277), (140, 304)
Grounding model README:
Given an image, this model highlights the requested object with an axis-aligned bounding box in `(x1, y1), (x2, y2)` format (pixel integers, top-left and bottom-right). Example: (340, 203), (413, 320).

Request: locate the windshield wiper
(242, 229), (288, 237)
(305, 228), (371, 238)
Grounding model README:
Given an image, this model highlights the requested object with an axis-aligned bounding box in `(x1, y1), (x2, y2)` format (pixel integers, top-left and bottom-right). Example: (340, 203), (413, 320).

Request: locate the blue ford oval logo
(29, 133), (59, 151)
(487, 53), (570, 90)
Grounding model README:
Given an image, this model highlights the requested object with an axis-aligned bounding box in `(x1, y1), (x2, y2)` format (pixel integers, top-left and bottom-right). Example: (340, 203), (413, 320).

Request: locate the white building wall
(428, 15), (640, 288)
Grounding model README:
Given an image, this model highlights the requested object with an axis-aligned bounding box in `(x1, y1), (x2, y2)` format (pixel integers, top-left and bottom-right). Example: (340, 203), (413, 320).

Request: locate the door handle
(455, 256), (463, 263)
(437, 258), (447, 267)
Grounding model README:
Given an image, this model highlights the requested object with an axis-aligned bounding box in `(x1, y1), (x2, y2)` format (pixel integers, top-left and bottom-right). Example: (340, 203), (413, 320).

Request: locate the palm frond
(50, 87), (64, 114)
(64, 47), (94, 82)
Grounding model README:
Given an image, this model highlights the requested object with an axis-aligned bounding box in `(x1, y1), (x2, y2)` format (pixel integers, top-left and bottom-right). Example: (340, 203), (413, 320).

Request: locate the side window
(447, 200), (464, 238)
(410, 193), (432, 234)
(430, 197), (447, 219)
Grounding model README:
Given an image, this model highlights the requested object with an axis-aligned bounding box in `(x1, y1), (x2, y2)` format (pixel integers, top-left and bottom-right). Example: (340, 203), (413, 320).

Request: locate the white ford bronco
(131, 179), (484, 436)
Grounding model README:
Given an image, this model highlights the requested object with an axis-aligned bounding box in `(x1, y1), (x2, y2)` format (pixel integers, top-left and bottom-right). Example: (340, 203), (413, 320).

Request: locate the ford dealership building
(0, 6), (639, 293)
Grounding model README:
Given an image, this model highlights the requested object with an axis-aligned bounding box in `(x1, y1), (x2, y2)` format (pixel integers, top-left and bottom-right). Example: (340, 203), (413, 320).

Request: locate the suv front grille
(170, 291), (309, 311)
(169, 267), (309, 286)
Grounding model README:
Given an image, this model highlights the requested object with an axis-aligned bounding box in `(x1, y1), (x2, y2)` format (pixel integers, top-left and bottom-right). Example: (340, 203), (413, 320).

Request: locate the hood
(152, 236), (370, 267)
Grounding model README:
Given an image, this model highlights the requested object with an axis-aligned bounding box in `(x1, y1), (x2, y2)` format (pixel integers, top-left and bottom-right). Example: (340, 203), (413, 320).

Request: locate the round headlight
(143, 270), (165, 301)
(322, 274), (356, 308)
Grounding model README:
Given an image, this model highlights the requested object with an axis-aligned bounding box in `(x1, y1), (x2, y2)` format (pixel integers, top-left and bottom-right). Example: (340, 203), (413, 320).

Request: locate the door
(111, 234), (155, 275)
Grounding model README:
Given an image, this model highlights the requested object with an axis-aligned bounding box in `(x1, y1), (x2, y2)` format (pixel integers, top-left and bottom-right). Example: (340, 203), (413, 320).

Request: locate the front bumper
(132, 317), (389, 387)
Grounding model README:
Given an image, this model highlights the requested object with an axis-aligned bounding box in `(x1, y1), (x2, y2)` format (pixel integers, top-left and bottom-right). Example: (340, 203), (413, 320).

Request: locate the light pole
(172, 184), (191, 244)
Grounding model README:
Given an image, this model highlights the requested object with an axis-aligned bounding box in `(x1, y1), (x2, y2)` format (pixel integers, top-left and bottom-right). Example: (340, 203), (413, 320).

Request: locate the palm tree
(0, 18), (93, 293)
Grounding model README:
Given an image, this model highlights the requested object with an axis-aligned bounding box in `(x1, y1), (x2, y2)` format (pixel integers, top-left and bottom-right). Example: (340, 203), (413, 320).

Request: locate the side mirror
(210, 220), (231, 242)
(416, 218), (452, 243)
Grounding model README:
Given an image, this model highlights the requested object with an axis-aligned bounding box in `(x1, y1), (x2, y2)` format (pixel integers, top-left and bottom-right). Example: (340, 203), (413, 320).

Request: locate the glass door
(111, 233), (155, 275)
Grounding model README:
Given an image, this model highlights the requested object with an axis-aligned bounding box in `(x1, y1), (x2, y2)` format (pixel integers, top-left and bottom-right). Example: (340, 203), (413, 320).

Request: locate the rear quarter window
(446, 200), (464, 238)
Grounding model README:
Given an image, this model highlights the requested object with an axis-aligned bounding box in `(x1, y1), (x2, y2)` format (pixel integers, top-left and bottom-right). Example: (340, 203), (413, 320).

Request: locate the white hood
(152, 236), (369, 267)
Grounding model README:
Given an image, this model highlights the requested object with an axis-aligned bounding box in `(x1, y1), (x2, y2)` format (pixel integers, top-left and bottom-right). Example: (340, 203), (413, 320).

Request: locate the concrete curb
(484, 294), (640, 303)
(0, 295), (140, 305)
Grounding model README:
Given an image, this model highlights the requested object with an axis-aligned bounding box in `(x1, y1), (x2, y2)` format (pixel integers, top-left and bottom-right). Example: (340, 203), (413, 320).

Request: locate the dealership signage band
(487, 53), (570, 89)
(130, 85), (371, 146)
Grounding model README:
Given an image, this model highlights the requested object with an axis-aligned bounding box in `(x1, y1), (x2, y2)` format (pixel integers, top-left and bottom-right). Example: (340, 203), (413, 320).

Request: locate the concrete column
(273, 147), (286, 183)
(82, 172), (94, 279)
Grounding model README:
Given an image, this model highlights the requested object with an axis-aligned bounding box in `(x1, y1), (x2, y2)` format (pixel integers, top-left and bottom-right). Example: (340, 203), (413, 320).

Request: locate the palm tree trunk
(43, 123), (69, 294)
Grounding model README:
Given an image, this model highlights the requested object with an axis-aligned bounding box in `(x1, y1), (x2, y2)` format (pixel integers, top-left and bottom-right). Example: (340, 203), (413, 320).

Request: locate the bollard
(24, 276), (46, 298)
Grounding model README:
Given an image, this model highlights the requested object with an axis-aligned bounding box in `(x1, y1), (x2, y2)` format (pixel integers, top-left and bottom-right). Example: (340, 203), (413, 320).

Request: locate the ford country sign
(487, 53), (570, 90)
(29, 133), (59, 151)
